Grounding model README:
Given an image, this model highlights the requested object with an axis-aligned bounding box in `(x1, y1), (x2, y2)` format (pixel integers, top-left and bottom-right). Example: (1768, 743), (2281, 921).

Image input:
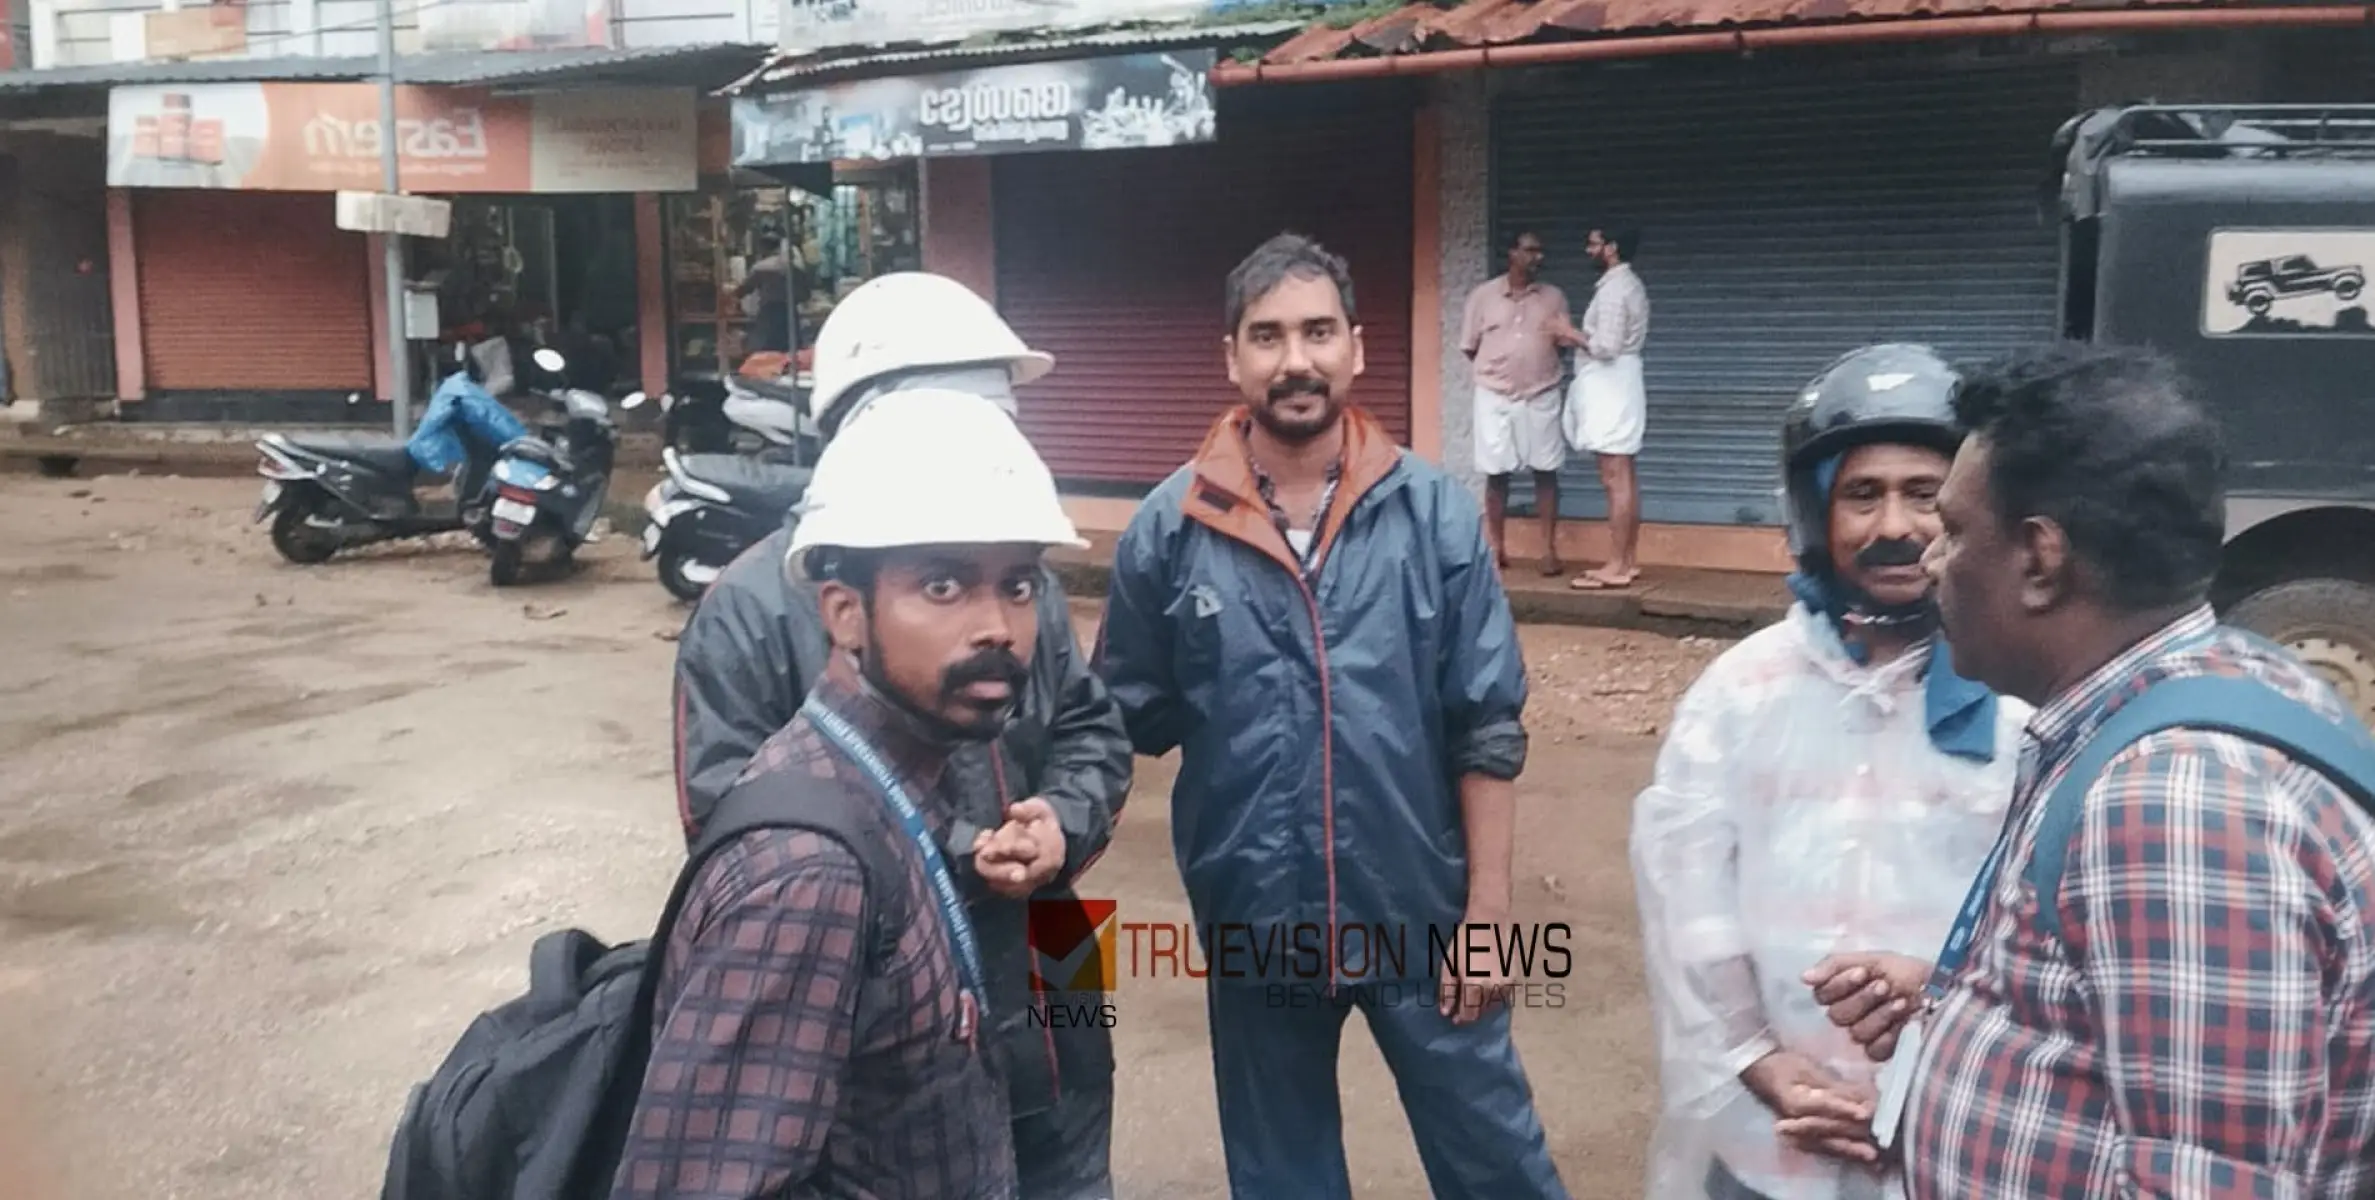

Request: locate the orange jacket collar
(1180, 406), (1404, 578)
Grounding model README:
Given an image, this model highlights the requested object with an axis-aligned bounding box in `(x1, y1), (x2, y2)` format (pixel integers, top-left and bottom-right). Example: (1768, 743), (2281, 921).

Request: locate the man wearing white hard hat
(667, 272), (1130, 1199)
(618, 388), (1092, 1199)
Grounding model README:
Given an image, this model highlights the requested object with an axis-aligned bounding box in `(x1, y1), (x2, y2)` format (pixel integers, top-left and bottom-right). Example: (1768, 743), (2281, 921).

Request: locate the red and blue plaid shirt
(1905, 606), (2375, 1199)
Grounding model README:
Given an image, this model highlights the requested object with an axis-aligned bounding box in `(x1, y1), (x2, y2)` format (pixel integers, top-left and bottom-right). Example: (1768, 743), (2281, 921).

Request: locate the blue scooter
(479, 348), (621, 587)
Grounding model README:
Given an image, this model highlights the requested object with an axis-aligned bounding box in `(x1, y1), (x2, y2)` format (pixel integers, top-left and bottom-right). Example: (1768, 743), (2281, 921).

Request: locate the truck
(2054, 103), (2375, 727)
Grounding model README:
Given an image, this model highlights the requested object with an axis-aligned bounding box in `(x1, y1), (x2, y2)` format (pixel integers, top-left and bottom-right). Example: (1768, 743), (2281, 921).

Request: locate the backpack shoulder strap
(628, 758), (908, 1034)
(2027, 673), (2375, 942)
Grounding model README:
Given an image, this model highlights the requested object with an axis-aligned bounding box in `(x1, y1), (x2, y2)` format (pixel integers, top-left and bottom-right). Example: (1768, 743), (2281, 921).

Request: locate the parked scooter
(478, 349), (620, 587)
(633, 441), (811, 602)
(253, 351), (529, 564)
(652, 354), (820, 463)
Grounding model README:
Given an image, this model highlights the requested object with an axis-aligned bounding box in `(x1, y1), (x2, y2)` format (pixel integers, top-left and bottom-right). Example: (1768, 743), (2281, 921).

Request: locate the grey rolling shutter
(1491, 53), (2080, 526)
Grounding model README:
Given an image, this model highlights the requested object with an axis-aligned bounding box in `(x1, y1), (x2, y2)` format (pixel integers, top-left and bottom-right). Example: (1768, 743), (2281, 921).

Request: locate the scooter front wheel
(489, 540), (525, 587)
(656, 546), (712, 603)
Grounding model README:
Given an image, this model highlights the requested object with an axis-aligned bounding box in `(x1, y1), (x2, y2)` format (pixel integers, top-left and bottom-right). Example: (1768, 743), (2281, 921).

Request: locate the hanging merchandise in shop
(731, 49), (1216, 166)
(104, 83), (697, 193)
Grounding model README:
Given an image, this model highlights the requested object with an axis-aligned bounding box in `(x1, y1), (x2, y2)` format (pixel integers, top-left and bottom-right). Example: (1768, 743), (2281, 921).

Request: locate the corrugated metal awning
(1253, 0), (2371, 66)
(727, 20), (1305, 93)
(0, 43), (772, 93)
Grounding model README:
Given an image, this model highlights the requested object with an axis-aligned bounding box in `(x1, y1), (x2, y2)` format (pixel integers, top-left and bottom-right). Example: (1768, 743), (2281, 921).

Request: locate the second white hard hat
(787, 386), (1086, 573)
(806, 272), (1054, 434)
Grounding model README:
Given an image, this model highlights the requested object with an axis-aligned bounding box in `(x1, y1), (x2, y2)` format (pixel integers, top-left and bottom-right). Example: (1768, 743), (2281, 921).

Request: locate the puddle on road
(0, 865), (189, 936)
(0, 561), (110, 584)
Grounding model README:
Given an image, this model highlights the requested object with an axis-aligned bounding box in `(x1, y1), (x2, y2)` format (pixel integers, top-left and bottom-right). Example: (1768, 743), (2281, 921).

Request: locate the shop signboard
(104, 84), (696, 194)
(731, 49), (1217, 166)
(778, 0), (1206, 50)
(417, 0), (615, 52)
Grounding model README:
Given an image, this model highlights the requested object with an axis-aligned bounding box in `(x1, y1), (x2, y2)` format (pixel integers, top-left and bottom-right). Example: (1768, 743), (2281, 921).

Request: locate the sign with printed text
(105, 83), (697, 194)
(731, 49), (1216, 166)
(417, 0), (614, 52)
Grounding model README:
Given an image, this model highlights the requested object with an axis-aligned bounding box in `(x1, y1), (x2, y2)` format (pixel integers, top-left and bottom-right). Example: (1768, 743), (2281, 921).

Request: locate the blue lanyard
(1922, 621), (2224, 1003)
(802, 698), (986, 1008)
(1921, 824), (2015, 1003)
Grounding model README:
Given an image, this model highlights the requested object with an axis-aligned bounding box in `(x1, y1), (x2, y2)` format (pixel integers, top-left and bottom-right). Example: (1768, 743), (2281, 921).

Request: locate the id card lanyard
(1870, 821), (2017, 1150)
(803, 698), (988, 1038)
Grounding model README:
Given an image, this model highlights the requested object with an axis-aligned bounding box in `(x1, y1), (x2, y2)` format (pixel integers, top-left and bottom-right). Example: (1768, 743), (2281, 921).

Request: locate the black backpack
(379, 780), (904, 1200)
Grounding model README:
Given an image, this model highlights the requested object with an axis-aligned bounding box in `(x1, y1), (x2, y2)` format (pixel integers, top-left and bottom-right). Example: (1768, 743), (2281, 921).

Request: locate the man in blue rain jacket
(1095, 232), (1569, 1200)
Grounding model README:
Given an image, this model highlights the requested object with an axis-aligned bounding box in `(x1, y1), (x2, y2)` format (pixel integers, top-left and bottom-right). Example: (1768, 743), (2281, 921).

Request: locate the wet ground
(0, 472), (1730, 1200)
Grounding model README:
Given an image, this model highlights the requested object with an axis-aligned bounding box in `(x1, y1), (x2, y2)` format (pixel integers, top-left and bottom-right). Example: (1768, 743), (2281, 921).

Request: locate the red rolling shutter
(136, 189), (372, 392)
(993, 88), (1414, 486)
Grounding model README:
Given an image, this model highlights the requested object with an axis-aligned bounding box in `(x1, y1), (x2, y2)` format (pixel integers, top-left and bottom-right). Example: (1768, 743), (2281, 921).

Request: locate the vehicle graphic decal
(2204, 229), (2375, 337)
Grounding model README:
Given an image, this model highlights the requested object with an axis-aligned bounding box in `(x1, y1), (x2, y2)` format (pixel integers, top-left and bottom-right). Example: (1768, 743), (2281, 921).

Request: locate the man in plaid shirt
(1815, 343), (2375, 1197)
(613, 389), (1093, 1200)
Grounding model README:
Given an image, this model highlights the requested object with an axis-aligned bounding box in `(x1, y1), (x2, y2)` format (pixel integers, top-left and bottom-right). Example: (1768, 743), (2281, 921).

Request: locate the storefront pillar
(921, 158), (996, 303)
(634, 193), (668, 398)
(105, 188), (143, 402)
(1408, 101), (1443, 467)
(365, 233), (392, 402)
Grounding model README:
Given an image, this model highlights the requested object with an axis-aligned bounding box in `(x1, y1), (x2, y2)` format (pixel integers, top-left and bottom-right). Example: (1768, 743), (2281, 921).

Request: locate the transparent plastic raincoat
(1629, 603), (2029, 1200)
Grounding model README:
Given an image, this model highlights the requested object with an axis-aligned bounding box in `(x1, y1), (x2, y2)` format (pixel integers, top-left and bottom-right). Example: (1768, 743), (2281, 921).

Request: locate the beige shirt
(1461, 275), (1570, 399)
(1581, 262), (1650, 361)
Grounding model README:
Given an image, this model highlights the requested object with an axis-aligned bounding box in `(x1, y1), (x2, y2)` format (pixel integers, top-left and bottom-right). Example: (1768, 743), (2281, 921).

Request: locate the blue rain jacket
(407, 371), (529, 475)
(1095, 407), (1530, 990)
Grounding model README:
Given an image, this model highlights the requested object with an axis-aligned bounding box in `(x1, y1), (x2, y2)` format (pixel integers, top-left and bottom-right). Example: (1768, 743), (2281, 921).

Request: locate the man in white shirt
(1630, 344), (2027, 1200)
(1565, 227), (1651, 590)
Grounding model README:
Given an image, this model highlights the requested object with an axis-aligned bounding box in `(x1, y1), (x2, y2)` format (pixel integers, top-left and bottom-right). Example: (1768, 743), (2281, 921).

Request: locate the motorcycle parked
(635, 441), (812, 603)
(253, 359), (529, 565)
(479, 349), (621, 587)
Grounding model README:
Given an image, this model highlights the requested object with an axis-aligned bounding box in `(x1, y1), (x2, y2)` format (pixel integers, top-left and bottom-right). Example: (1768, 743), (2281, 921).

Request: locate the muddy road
(0, 473), (1728, 1200)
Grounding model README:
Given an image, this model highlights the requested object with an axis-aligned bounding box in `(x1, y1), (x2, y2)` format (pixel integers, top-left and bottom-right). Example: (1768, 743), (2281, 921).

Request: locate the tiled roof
(1254, 0), (2366, 65)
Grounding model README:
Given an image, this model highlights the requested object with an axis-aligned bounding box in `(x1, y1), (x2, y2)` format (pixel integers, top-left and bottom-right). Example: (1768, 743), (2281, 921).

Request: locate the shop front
(657, 159), (921, 386)
(727, 44), (1400, 487)
(103, 80), (699, 418)
(1488, 51), (2081, 530)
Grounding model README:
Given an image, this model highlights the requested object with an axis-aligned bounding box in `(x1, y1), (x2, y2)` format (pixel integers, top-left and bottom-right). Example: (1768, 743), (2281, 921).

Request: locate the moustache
(941, 647), (1029, 702)
(1266, 375), (1329, 404)
(1854, 537), (1929, 570)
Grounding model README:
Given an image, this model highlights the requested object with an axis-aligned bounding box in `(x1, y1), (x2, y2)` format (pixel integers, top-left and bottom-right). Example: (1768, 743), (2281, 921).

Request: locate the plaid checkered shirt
(610, 669), (1016, 1200)
(1904, 605), (2375, 1199)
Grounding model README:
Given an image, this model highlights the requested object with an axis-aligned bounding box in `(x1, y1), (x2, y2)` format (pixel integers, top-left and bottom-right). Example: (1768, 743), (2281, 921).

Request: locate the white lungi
(1565, 352), (1647, 457)
(1473, 384), (1568, 476)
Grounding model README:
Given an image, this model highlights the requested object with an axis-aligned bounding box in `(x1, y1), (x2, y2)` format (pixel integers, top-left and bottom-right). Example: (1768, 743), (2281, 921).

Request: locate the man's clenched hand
(971, 797), (1066, 899)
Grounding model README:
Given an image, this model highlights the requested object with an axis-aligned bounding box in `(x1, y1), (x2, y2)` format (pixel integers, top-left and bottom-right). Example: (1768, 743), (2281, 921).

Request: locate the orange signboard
(106, 82), (696, 194)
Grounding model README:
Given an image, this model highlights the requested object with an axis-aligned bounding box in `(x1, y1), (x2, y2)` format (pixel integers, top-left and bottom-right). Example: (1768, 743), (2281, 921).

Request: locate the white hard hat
(806, 272), (1054, 433)
(787, 387), (1086, 573)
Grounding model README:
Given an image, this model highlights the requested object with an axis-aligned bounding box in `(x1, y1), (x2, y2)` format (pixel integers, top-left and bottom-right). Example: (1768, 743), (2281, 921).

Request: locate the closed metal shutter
(135, 189), (372, 392)
(1492, 54), (2080, 526)
(995, 83), (1415, 486)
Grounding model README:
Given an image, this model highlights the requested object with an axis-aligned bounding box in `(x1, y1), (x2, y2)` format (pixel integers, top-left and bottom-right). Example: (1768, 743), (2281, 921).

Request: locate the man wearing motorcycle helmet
(1627, 344), (2029, 1200)
(669, 272), (1131, 1200)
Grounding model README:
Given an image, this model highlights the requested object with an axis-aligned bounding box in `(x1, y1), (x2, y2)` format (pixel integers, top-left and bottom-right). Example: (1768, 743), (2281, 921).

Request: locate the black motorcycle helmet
(1780, 343), (1966, 579)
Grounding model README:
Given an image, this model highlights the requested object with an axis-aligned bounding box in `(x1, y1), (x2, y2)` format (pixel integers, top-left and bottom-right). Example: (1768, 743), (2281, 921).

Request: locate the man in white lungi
(1461, 230), (1577, 575)
(1564, 227), (1650, 591)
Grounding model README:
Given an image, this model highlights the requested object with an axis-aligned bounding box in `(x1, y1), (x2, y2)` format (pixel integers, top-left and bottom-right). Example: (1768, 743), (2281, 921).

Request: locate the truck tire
(2226, 577), (2375, 728)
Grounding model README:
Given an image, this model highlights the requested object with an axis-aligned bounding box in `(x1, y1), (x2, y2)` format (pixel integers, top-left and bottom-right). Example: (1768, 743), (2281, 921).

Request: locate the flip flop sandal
(1569, 571), (1639, 591)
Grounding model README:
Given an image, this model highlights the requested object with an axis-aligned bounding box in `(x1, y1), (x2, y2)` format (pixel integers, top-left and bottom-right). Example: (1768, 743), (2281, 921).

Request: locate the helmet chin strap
(1832, 575), (1938, 631)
